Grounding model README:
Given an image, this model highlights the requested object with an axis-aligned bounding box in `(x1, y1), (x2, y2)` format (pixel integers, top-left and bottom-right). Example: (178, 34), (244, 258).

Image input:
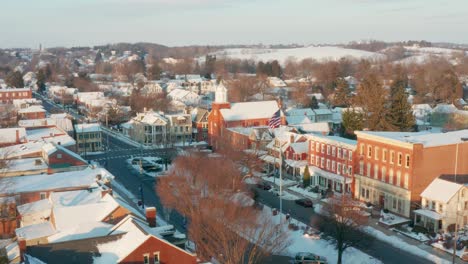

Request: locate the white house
(167, 88), (201, 106)
(415, 175), (468, 233)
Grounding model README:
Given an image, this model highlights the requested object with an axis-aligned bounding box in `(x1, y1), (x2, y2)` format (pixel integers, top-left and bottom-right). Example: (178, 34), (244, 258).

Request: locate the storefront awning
(309, 166), (353, 184)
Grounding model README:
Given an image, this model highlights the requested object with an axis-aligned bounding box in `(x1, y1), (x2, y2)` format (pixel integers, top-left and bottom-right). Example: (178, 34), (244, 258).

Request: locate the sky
(1, 0), (467, 48)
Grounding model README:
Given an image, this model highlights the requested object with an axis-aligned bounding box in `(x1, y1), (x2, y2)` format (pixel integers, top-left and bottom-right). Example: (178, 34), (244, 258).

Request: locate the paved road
(37, 92), (453, 264)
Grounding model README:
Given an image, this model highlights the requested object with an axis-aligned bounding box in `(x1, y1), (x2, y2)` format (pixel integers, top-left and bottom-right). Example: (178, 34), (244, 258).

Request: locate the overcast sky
(1, 0), (467, 48)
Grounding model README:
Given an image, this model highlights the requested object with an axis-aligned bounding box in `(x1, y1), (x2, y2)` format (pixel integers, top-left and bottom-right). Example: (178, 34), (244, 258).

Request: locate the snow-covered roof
(420, 178), (463, 203)
(0, 167), (110, 195)
(355, 129), (468, 148)
(18, 105), (45, 114)
(432, 103), (458, 114)
(50, 188), (102, 208)
(17, 199), (52, 216)
(307, 133), (357, 149)
(292, 122), (330, 134)
(286, 115), (312, 125)
(0, 128), (27, 144)
(26, 127), (65, 141)
(413, 209), (443, 220)
(289, 142), (308, 153)
(16, 222), (56, 240)
(134, 111), (168, 125)
(41, 142), (86, 163)
(220, 100), (280, 121)
(285, 108), (315, 116)
(48, 221), (116, 243)
(7, 158), (48, 173)
(75, 123), (101, 133)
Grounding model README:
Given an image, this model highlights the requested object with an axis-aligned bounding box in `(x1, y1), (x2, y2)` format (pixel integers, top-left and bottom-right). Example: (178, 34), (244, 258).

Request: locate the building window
(310, 141), (315, 151)
(367, 146), (372, 158)
(382, 149), (387, 162)
(404, 173), (409, 189)
(398, 153), (402, 166)
(316, 142), (320, 152)
(348, 151), (352, 161)
(396, 171), (401, 186)
(40, 192), (47, 200)
(381, 167), (386, 182)
(439, 203), (443, 213)
(342, 164), (346, 175)
(332, 146), (336, 157)
(389, 169), (394, 184)
(326, 159), (330, 170)
(374, 165), (378, 179)
(366, 189), (370, 199)
(342, 149), (347, 160)
(367, 163), (371, 177)
(348, 165), (352, 175)
(320, 158), (324, 168)
(374, 147), (379, 160)
(57, 153), (62, 159)
(359, 161), (364, 175)
(321, 144), (325, 154)
(327, 145), (330, 155)
(143, 254), (150, 264)
(316, 156), (319, 166)
(392, 197), (397, 209)
(360, 144), (364, 155)
(405, 155), (410, 168)
(310, 155), (314, 164)
(337, 147), (342, 158)
(464, 201), (468, 210)
(332, 161), (336, 172)
(337, 163), (342, 175)
(153, 252), (160, 264)
(390, 151), (395, 164)
(431, 201), (436, 210)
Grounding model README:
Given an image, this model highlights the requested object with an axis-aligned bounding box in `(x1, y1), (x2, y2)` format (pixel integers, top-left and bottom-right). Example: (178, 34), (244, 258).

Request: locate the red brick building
(0, 88), (32, 103)
(208, 82), (285, 149)
(191, 107), (209, 142)
(354, 130), (468, 217)
(18, 105), (46, 120)
(307, 134), (357, 195)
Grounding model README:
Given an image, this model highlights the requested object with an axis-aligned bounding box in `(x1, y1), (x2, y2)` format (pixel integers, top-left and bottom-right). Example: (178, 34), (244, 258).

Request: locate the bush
(383, 209), (389, 214)
(412, 225), (428, 234)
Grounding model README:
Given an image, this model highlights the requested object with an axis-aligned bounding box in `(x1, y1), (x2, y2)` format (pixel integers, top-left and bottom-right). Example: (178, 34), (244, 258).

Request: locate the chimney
(16, 129), (20, 143)
(290, 134), (294, 143)
(146, 207), (156, 227)
(18, 238), (26, 262)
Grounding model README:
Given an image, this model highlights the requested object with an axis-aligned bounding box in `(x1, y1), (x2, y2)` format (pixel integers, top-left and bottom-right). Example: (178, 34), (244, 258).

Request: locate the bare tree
(318, 196), (371, 264)
(157, 152), (290, 264)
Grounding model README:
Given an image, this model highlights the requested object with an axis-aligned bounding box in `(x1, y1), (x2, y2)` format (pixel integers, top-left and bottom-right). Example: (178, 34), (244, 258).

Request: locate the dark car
(295, 198), (313, 208)
(294, 252), (327, 264)
(256, 182), (272, 190)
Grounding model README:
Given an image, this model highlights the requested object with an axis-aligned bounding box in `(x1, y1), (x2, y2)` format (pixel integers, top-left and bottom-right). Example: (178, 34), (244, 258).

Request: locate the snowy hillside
(208, 46), (385, 63)
(396, 45), (467, 65)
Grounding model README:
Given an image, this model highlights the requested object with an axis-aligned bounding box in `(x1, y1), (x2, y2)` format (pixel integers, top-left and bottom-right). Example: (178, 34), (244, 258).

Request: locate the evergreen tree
(333, 78), (352, 107)
(388, 80), (415, 131)
(342, 109), (365, 138)
(36, 69), (47, 92)
(95, 51), (103, 64)
(303, 166), (311, 187)
(271, 60), (282, 77)
(5, 71), (24, 88)
(310, 96), (319, 109)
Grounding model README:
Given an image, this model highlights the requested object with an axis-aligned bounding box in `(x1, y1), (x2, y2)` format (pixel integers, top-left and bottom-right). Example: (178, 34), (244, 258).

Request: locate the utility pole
(452, 139), (466, 264)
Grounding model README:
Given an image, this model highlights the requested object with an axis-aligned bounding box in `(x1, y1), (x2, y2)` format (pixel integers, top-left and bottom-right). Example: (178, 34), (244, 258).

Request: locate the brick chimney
(16, 129), (20, 143)
(290, 134), (294, 143)
(145, 207), (156, 227)
(18, 238), (26, 262)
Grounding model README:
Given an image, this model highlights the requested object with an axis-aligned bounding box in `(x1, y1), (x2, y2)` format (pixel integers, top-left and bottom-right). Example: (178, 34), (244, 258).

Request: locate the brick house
(191, 107), (209, 142)
(18, 105), (46, 120)
(307, 134), (357, 195)
(0, 88), (32, 103)
(208, 82), (285, 150)
(353, 130), (468, 218)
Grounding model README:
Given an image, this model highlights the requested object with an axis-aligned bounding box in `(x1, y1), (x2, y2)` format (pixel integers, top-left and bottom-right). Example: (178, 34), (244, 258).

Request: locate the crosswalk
(89, 153), (162, 162)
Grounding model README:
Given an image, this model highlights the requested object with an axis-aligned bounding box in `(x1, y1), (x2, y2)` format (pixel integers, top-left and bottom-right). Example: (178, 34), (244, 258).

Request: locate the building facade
(74, 123), (103, 154)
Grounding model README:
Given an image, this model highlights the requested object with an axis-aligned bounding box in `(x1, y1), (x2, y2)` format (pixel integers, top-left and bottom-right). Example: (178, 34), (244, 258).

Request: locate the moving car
(295, 198), (313, 208)
(256, 182), (272, 190)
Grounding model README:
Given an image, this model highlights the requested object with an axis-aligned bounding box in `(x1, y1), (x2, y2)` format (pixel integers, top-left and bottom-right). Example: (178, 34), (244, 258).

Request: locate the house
(0, 88), (32, 103)
(74, 123), (103, 154)
(166, 114), (192, 145)
(167, 88), (201, 106)
(208, 82), (285, 150)
(24, 214), (197, 264)
(268, 77), (287, 87)
(191, 107), (209, 142)
(307, 134), (356, 194)
(414, 175), (468, 233)
(353, 130), (468, 218)
(47, 86), (77, 105)
(123, 110), (170, 147)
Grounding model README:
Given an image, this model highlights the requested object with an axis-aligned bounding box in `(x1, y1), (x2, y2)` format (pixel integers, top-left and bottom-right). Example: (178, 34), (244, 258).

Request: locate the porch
(414, 209), (443, 233)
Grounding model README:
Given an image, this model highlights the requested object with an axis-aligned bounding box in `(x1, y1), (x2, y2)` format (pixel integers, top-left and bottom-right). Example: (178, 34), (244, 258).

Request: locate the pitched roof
(220, 100), (280, 121)
(420, 178), (463, 203)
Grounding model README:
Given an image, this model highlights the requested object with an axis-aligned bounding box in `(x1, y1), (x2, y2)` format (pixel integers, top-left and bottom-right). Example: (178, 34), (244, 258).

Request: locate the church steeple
(215, 81), (228, 104)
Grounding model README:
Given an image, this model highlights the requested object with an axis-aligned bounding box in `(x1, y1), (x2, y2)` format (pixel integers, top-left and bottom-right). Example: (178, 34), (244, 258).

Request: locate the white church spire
(215, 81), (228, 103)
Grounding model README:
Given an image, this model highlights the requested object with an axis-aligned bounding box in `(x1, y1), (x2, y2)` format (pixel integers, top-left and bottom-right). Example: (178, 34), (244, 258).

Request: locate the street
(37, 92), (451, 264)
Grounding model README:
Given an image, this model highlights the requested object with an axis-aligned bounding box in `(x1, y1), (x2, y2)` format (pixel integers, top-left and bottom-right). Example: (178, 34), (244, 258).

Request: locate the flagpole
(279, 139), (283, 224)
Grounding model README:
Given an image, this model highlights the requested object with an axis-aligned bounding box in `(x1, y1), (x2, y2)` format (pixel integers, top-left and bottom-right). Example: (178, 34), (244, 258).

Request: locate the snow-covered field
(207, 46), (385, 64)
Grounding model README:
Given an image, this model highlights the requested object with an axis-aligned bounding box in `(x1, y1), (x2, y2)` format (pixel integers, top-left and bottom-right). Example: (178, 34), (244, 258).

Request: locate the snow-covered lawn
(288, 186), (321, 199)
(432, 241), (466, 259)
(363, 226), (451, 264)
(261, 206), (381, 264)
(391, 225), (430, 242)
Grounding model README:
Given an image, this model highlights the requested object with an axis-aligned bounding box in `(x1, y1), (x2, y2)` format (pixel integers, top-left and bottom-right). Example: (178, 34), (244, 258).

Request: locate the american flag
(268, 109), (281, 129)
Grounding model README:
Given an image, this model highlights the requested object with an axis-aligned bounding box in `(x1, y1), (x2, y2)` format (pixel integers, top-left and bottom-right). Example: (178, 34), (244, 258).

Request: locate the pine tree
(388, 80), (415, 131)
(342, 109), (365, 138)
(333, 78), (352, 107)
(303, 166), (311, 187)
(36, 69), (46, 92)
(310, 96), (319, 109)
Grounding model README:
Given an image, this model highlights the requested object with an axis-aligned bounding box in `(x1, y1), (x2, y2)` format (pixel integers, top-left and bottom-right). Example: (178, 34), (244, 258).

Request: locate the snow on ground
(268, 188), (299, 201)
(432, 242), (466, 258)
(363, 226), (451, 264)
(379, 210), (410, 227)
(288, 186), (321, 199)
(261, 206), (381, 264)
(391, 226), (430, 242)
(207, 46), (385, 64)
(262, 176), (297, 187)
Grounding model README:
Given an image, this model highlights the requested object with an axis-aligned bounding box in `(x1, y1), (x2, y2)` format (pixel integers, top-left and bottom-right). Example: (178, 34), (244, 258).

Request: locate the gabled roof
(220, 100), (280, 121)
(289, 142), (308, 154)
(420, 178), (464, 203)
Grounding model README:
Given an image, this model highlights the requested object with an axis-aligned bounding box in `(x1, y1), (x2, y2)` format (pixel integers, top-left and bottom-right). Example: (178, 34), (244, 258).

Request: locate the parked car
(294, 252), (327, 264)
(256, 182), (272, 190)
(295, 198), (313, 208)
(303, 227), (321, 240)
(270, 187), (285, 196)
